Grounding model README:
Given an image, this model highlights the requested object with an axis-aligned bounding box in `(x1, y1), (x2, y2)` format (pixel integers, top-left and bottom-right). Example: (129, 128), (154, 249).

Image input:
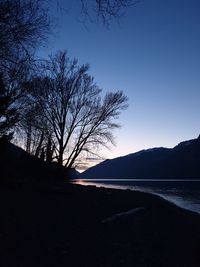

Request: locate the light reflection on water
(72, 179), (200, 214)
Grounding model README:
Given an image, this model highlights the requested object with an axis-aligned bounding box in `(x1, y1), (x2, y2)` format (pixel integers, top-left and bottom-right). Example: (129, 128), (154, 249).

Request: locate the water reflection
(72, 179), (200, 214)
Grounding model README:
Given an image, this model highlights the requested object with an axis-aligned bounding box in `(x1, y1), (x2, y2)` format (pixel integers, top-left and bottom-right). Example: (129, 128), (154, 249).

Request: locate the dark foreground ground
(0, 182), (200, 267)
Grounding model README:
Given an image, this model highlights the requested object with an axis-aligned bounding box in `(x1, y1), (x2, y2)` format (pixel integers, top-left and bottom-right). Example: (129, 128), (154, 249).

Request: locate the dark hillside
(0, 138), (68, 184)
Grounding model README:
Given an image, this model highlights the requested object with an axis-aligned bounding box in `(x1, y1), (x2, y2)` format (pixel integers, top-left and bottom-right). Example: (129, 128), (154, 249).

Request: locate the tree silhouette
(0, 1), (130, 164)
(80, 0), (139, 24)
(0, 0), (51, 137)
(29, 51), (128, 167)
(0, 0), (51, 68)
(0, 73), (18, 137)
(0, 62), (30, 137)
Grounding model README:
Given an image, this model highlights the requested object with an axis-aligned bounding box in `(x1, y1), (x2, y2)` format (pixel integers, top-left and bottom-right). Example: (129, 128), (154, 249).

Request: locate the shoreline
(72, 179), (200, 215)
(1, 181), (200, 266)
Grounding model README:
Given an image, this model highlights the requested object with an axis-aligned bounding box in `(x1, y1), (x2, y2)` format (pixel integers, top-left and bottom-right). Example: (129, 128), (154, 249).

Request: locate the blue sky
(39, 0), (200, 160)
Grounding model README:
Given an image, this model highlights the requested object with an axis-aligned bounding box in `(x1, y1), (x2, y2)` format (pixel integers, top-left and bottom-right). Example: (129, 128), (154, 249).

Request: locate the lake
(72, 179), (200, 214)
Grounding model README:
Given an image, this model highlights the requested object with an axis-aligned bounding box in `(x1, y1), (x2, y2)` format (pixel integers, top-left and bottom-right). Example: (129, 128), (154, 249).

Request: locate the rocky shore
(0, 181), (200, 267)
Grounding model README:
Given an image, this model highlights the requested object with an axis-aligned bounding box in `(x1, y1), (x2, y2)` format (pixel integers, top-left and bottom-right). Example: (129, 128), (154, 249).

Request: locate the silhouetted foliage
(0, 0), (51, 138)
(0, 64), (30, 137)
(0, 73), (17, 136)
(0, 98), (16, 136)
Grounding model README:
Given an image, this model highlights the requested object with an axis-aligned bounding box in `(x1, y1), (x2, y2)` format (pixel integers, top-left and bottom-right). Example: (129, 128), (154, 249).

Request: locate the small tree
(35, 51), (128, 167)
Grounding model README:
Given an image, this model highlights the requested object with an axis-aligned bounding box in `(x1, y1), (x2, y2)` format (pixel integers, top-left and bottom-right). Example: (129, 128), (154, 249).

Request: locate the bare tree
(20, 102), (44, 154)
(0, 0), (51, 137)
(35, 51), (128, 167)
(18, 77), (55, 160)
(0, 61), (31, 137)
(80, 0), (139, 24)
(0, 0), (51, 68)
(0, 73), (18, 137)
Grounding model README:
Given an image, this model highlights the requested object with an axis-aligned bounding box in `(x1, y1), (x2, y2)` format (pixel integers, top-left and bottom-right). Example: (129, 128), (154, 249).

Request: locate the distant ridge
(82, 135), (200, 179)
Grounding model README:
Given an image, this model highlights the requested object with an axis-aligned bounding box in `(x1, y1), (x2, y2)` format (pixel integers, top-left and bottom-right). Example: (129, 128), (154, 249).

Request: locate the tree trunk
(25, 125), (31, 154)
(35, 131), (44, 158)
(58, 140), (64, 166)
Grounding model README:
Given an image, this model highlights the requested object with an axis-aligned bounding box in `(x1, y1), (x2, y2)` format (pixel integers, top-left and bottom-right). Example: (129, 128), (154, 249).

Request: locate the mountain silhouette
(82, 135), (200, 179)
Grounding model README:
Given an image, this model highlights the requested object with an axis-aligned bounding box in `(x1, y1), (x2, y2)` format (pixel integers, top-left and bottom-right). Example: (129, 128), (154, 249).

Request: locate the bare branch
(79, 0), (140, 25)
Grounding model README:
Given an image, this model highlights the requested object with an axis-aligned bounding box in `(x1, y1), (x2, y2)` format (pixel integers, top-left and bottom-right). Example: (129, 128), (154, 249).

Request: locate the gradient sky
(39, 0), (200, 161)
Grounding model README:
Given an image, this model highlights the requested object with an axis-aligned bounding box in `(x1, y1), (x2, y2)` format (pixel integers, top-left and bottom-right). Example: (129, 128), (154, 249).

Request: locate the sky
(39, 0), (200, 162)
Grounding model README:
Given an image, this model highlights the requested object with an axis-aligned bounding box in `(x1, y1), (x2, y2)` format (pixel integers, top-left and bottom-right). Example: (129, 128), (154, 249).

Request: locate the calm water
(72, 179), (200, 214)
